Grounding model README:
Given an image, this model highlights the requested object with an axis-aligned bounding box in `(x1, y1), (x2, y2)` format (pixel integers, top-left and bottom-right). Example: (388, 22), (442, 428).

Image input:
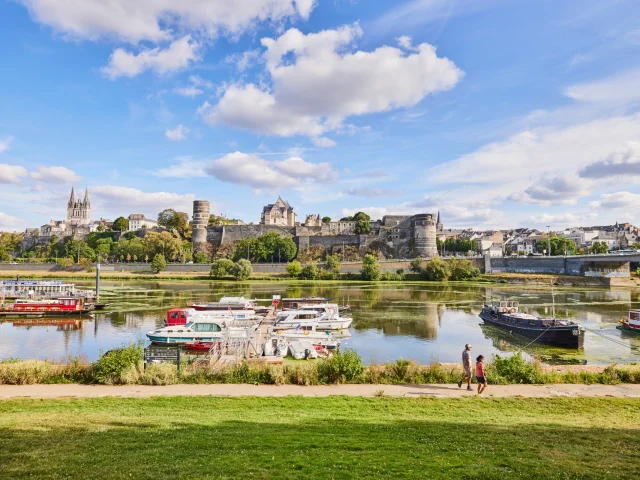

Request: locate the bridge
(487, 253), (640, 278)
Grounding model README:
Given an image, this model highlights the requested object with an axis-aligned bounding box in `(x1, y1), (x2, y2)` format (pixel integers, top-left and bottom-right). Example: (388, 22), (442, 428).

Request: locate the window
(194, 323), (222, 332)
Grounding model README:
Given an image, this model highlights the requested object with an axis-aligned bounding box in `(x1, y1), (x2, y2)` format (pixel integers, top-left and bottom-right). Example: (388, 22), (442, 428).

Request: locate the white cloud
(189, 75), (213, 89)
(580, 141), (640, 179)
(509, 175), (593, 206)
(30, 166), (82, 184)
(203, 152), (337, 189)
(311, 137), (336, 148)
(200, 24), (463, 137)
(154, 157), (207, 178)
(0, 164), (29, 184)
(0, 136), (14, 153)
(564, 68), (640, 105)
(91, 185), (195, 217)
(528, 212), (597, 226)
(397, 35), (413, 50)
(343, 187), (402, 198)
(0, 212), (24, 231)
(165, 125), (190, 141)
(225, 49), (262, 72)
(102, 36), (200, 79)
(174, 86), (203, 98)
(19, 0), (316, 44)
(590, 191), (640, 210)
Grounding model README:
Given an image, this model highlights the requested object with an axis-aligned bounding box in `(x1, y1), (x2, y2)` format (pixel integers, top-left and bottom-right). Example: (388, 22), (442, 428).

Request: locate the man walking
(457, 344), (473, 391)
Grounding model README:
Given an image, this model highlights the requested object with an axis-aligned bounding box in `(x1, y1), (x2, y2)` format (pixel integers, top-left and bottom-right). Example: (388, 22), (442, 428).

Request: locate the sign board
(272, 295), (281, 300)
(144, 346), (181, 378)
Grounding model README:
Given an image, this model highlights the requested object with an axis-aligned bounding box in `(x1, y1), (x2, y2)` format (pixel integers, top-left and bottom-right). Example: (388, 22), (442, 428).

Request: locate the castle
(193, 197), (439, 259)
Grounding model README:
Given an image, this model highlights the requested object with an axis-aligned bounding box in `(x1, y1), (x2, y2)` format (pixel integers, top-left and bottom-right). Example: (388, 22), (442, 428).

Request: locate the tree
(286, 260), (302, 278)
(322, 216), (331, 224)
(143, 231), (182, 261)
(409, 258), (423, 273)
(422, 257), (450, 281)
(590, 241), (608, 255)
(210, 258), (234, 278)
(157, 209), (188, 234)
(360, 254), (381, 281)
(151, 254), (166, 273)
(58, 257), (74, 269)
(355, 219), (371, 235)
(230, 259), (252, 280)
(299, 263), (319, 280)
(325, 254), (341, 279)
(112, 217), (129, 232)
(64, 238), (96, 262)
(78, 258), (90, 270)
(549, 237), (577, 256)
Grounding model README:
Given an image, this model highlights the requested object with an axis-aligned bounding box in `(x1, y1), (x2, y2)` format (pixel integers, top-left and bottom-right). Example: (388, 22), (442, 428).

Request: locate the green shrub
(58, 257), (74, 269)
(140, 363), (178, 385)
(286, 260), (302, 278)
(91, 343), (143, 384)
(230, 259), (252, 280)
(299, 263), (319, 280)
(360, 254), (381, 281)
(422, 257), (450, 281)
(317, 349), (365, 384)
(489, 353), (545, 384)
(151, 254), (166, 273)
(409, 258), (423, 273)
(449, 258), (480, 281)
(193, 252), (210, 264)
(210, 258), (234, 278)
(325, 254), (341, 279)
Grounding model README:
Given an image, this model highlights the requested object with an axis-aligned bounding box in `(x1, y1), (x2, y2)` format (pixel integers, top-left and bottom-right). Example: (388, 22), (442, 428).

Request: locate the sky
(1, 0), (640, 232)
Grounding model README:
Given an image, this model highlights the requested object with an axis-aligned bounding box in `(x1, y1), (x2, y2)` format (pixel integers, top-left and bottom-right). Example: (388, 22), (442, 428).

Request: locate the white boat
(269, 324), (340, 350)
(275, 309), (351, 330)
(288, 340), (318, 360)
(147, 317), (258, 345)
(164, 307), (260, 326)
(263, 336), (289, 357)
(299, 303), (353, 329)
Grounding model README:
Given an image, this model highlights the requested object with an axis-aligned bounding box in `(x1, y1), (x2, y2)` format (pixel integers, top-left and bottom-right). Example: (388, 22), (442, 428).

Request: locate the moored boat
(0, 297), (91, 316)
(268, 324), (340, 350)
(479, 301), (584, 348)
(274, 309), (352, 330)
(147, 316), (259, 345)
(617, 310), (640, 334)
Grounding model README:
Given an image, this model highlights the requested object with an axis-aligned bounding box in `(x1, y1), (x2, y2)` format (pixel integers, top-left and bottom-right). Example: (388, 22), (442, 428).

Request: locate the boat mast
(551, 280), (556, 319)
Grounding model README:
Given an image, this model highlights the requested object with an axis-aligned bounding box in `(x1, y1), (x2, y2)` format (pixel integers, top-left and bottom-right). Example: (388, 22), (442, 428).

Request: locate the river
(1, 281), (639, 365)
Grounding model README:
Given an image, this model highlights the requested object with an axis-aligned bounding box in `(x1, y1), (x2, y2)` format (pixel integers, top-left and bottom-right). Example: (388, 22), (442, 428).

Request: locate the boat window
(169, 312), (179, 319)
(194, 323), (222, 332)
(631, 312), (640, 321)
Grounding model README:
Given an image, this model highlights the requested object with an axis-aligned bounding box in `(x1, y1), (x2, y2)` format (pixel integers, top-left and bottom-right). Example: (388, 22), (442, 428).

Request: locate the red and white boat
(618, 310), (640, 334)
(0, 297), (90, 317)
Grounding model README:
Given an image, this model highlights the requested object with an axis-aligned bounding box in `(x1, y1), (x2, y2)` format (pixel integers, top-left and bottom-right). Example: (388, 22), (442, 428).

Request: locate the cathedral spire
(68, 187), (75, 207)
(83, 186), (90, 207)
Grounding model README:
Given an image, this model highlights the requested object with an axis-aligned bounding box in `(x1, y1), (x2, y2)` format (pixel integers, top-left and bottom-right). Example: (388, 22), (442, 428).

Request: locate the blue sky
(1, 0), (640, 232)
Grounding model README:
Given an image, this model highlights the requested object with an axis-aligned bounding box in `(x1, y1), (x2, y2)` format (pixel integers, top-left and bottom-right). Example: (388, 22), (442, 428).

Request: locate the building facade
(66, 187), (91, 225)
(260, 197), (296, 226)
(127, 214), (158, 231)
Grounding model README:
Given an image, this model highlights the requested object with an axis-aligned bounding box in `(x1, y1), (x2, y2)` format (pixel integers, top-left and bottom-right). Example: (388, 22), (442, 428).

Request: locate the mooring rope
(582, 326), (640, 351)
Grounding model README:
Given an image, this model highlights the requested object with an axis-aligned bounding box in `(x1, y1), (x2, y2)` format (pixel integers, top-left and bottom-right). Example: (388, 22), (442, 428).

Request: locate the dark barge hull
(479, 312), (584, 348)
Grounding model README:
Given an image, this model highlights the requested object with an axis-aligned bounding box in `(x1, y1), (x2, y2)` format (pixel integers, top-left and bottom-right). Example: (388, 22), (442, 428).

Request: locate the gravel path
(1, 383), (639, 399)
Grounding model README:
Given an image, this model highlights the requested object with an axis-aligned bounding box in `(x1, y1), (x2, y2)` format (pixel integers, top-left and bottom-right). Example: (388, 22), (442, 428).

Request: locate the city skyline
(1, 0), (640, 231)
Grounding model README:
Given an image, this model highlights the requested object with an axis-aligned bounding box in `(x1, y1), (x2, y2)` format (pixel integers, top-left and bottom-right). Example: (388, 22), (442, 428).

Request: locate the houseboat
(187, 296), (269, 313)
(479, 301), (584, 348)
(298, 303), (353, 328)
(274, 309), (352, 330)
(0, 297), (91, 317)
(147, 317), (259, 345)
(268, 325), (340, 350)
(164, 307), (259, 327)
(618, 310), (640, 334)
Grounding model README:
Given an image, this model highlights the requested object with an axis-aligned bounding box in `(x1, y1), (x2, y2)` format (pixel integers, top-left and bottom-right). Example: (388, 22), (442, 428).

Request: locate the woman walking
(476, 355), (487, 394)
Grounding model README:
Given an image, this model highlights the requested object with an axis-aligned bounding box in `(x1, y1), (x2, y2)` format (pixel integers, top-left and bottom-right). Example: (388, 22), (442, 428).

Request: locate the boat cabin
(629, 310), (640, 328)
(12, 297), (85, 312)
(299, 304), (339, 316)
(281, 297), (329, 309)
(491, 301), (519, 313)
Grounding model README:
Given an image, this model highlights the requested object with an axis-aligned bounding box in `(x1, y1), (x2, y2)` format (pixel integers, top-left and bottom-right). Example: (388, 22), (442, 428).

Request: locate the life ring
(277, 330), (283, 335)
(304, 331), (310, 336)
(501, 307), (508, 313)
(509, 308), (517, 313)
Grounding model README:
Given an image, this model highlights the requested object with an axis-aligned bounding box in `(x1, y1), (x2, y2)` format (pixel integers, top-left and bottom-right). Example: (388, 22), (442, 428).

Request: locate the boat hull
(617, 323), (640, 335)
(479, 312), (584, 348)
(0, 309), (91, 317)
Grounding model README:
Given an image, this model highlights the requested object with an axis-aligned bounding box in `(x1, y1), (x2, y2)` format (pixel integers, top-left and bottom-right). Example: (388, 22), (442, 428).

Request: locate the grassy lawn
(1, 397), (639, 479)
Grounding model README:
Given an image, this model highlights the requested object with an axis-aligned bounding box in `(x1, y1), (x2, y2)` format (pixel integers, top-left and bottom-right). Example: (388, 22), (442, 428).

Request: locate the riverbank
(1, 396), (638, 479)
(1, 267), (639, 287)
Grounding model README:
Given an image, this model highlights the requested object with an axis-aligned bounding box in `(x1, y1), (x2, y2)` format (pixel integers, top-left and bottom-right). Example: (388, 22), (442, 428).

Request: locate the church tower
(436, 211), (443, 232)
(66, 187), (91, 225)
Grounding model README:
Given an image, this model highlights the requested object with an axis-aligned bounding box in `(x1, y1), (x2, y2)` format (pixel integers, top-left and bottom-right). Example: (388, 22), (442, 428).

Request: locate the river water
(1, 281), (639, 365)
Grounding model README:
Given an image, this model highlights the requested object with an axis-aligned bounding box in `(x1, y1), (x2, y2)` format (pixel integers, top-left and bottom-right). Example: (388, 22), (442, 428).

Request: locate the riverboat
(274, 309), (352, 330)
(0, 297), (91, 317)
(479, 301), (584, 348)
(147, 317), (259, 345)
(268, 325), (341, 350)
(164, 307), (259, 327)
(298, 304), (353, 328)
(617, 310), (640, 334)
(187, 296), (270, 313)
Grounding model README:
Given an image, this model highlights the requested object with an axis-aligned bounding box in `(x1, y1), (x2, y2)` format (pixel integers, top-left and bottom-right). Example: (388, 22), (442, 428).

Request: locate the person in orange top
(475, 355), (487, 394)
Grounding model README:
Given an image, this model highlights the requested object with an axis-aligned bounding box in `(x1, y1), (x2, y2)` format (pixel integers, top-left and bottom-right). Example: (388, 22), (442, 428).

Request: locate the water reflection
(0, 280), (639, 364)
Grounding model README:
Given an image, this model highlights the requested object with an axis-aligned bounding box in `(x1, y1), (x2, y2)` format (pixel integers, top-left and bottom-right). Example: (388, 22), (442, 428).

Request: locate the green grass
(0, 396), (638, 479)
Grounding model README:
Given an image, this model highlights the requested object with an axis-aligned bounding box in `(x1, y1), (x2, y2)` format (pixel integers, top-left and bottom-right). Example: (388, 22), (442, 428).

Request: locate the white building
(128, 214), (158, 231)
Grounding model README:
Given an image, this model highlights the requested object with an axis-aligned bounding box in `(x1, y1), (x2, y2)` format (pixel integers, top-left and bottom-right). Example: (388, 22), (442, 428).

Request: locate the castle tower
(192, 200), (211, 254)
(412, 214), (438, 258)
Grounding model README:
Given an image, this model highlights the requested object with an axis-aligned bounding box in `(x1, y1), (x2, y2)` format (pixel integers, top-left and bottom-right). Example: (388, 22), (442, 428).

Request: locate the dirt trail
(1, 383), (639, 399)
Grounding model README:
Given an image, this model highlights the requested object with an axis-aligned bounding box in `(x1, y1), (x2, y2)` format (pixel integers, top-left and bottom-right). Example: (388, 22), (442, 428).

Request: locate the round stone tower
(192, 200), (210, 254)
(412, 213), (438, 258)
